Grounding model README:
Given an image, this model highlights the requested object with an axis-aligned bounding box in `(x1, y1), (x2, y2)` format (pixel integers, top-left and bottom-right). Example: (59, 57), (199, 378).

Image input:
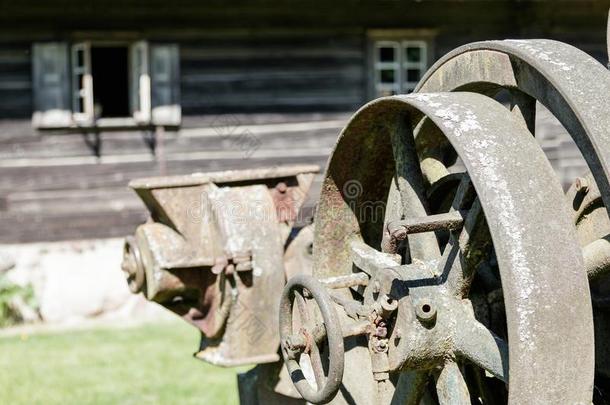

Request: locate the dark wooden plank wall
(0, 1), (607, 118)
(0, 0), (608, 243)
(180, 32), (365, 114)
(0, 114), (345, 243)
(0, 32), (367, 117)
(0, 42), (32, 119)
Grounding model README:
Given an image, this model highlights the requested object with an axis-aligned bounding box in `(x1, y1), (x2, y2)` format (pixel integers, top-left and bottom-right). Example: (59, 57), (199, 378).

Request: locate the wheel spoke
(350, 240), (401, 276)
(388, 114), (439, 261)
(471, 364), (507, 405)
(435, 174), (490, 295)
(309, 341), (326, 389)
(435, 361), (470, 405)
(450, 173), (476, 211)
(443, 198), (491, 296)
(416, 119), (451, 187)
(294, 290), (312, 329)
(454, 316), (508, 383)
(390, 370), (429, 405)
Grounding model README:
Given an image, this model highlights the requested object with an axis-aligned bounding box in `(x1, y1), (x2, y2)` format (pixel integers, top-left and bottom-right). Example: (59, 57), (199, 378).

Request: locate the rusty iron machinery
(121, 165), (319, 401)
(278, 38), (610, 405)
(118, 34), (610, 405)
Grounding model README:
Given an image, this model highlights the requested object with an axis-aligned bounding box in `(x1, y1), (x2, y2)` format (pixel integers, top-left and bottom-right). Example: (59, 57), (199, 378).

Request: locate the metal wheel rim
(416, 39), (610, 216)
(279, 274), (345, 404)
(312, 92), (594, 403)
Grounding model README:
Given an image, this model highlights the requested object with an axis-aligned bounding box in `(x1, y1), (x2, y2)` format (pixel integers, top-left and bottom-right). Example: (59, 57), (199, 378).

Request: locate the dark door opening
(91, 46), (129, 118)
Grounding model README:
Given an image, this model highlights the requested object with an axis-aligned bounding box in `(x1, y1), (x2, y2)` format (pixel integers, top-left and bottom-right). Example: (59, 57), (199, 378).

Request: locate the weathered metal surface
(416, 40), (610, 218)
(415, 39), (610, 403)
(304, 92), (594, 404)
(121, 164), (318, 367)
(434, 361), (470, 405)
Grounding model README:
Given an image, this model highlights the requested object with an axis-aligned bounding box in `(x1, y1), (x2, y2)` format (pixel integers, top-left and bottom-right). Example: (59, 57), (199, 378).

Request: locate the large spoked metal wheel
(416, 39), (610, 402)
(312, 92), (594, 404)
(279, 274), (345, 404)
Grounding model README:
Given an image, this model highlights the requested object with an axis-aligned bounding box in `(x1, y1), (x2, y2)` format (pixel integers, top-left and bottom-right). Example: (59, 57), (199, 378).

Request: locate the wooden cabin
(0, 0), (608, 243)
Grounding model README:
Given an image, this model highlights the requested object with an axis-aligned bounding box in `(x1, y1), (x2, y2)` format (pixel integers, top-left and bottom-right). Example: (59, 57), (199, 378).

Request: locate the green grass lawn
(0, 321), (248, 404)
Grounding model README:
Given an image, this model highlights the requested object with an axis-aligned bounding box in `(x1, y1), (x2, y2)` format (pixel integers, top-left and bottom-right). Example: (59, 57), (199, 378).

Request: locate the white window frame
(71, 40), (155, 127)
(33, 39), (180, 129)
(130, 41), (151, 124)
(401, 40), (428, 92)
(368, 30), (435, 99)
(373, 41), (400, 96)
(71, 42), (94, 124)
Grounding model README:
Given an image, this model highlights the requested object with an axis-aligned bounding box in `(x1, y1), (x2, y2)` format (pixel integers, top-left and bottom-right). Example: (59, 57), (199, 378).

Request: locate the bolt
(415, 299), (437, 325)
(575, 177), (589, 194)
(284, 334), (305, 351)
(211, 256), (228, 275)
(387, 222), (408, 240)
(375, 324), (388, 338)
(282, 336), (304, 360)
(380, 295), (398, 311)
(378, 294), (398, 318)
(276, 182), (288, 193)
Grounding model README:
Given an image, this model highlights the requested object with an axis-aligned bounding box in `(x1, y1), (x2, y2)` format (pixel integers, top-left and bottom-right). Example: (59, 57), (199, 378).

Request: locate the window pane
(76, 49), (84, 67)
(380, 69), (396, 84)
(405, 46), (422, 63)
(78, 95), (85, 113)
(378, 47), (396, 62)
(406, 68), (421, 82)
(76, 73), (84, 89)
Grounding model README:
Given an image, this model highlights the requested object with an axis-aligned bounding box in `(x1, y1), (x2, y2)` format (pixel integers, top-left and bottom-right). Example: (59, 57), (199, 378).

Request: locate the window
(368, 30), (434, 99)
(32, 41), (180, 129)
(91, 46), (130, 118)
(71, 42), (93, 123)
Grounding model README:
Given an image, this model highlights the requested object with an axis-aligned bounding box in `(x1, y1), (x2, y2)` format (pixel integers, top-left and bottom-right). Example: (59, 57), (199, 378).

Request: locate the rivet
(276, 182), (288, 193)
(575, 177), (589, 194)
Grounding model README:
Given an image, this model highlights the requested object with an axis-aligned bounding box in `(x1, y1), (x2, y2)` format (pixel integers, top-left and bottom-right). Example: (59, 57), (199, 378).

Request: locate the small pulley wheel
(122, 236), (145, 293)
(279, 274), (344, 404)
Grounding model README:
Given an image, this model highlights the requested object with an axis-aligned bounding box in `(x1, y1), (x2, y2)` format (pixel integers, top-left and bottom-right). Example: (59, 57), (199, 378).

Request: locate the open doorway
(91, 46), (129, 118)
